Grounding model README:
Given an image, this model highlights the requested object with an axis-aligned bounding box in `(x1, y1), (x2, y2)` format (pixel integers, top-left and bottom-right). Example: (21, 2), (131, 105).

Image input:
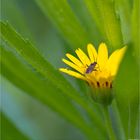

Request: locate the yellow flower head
(59, 43), (126, 89)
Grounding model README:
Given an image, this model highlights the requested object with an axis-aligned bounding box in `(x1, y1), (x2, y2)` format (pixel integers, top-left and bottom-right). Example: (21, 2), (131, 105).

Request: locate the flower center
(85, 69), (113, 89)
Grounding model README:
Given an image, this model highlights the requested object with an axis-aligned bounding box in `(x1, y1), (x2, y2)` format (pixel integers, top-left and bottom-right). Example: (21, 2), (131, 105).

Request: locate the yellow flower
(59, 43), (126, 89)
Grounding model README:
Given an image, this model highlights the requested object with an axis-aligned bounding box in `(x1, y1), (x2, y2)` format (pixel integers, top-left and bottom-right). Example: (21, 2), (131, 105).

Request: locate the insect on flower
(85, 62), (97, 74)
(59, 43), (126, 89)
(59, 43), (127, 104)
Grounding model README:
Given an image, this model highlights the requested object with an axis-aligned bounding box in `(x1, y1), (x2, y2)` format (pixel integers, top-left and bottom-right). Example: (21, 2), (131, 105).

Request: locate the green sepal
(89, 88), (114, 106)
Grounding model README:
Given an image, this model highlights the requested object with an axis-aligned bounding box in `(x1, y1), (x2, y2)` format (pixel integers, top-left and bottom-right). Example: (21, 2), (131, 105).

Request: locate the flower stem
(102, 105), (117, 140)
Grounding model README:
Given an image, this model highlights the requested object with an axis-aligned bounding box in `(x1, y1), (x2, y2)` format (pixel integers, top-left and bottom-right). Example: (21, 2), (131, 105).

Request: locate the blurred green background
(1, 0), (85, 139)
(0, 0), (139, 140)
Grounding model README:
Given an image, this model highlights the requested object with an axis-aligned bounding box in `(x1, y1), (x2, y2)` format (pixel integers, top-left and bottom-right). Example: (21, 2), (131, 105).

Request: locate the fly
(85, 62), (97, 74)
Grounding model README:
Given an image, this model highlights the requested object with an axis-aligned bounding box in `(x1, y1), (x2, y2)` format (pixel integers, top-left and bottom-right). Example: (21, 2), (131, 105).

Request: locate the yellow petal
(106, 46), (127, 76)
(87, 43), (97, 62)
(105, 49), (119, 72)
(85, 74), (96, 83)
(59, 68), (86, 80)
(66, 53), (83, 67)
(62, 59), (85, 74)
(97, 43), (108, 70)
(75, 48), (91, 66)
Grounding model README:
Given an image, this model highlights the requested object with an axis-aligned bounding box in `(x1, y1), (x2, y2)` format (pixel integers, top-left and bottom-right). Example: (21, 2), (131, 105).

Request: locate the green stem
(102, 106), (117, 140)
(112, 100), (126, 140)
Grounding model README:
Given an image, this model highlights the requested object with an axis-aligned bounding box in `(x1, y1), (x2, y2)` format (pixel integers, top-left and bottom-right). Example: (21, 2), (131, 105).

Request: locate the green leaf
(34, 0), (90, 51)
(131, 0), (140, 59)
(0, 22), (106, 138)
(67, 0), (102, 45)
(115, 0), (131, 43)
(83, 0), (123, 49)
(114, 46), (139, 139)
(0, 45), (100, 139)
(0, 21), (86, 108)
(1, 112), (28, 140)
